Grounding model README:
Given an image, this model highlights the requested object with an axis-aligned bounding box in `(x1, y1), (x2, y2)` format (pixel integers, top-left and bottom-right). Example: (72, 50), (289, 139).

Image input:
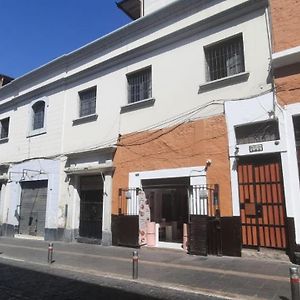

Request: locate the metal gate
(79, 176), (103, 240)
(19, 180), (48, 237)
(238, 155), (287, 250)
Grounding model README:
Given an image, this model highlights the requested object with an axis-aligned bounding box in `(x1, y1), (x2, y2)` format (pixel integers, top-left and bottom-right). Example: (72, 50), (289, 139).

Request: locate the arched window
(32, 101), (45, 130)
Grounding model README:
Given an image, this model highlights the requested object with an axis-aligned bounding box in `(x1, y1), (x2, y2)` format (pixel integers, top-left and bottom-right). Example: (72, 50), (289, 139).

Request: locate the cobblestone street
(0, 262), (153, 300)
(0, 260), (219, 300)
(0, 237), (294, 300)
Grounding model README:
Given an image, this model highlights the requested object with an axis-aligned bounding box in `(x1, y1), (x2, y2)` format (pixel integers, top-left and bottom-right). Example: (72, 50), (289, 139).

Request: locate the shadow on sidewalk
(0, 262), (159, 300)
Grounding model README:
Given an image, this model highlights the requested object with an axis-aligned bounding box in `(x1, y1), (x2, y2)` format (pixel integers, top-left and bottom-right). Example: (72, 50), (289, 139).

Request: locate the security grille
(19, 180), (48, 237)
(127, 67), (152, 103)
(189, 184), (219, 217)
(79, 87), (96, 117)
(235, 120), (280, 145)
(205, 35), (245, 81)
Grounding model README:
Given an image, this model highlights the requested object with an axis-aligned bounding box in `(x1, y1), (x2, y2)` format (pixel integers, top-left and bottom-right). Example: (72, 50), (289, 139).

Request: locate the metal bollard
(48, 242), (54, 264)
(290, 266), (300, 300)
(132, 250), (138, 279)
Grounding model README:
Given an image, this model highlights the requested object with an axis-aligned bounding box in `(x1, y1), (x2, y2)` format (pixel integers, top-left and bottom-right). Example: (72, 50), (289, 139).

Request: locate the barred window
(0, 117), (9, 139)
(127, 67), (152, 103)
(32, 101), (45, 130)
(235, 120), (280, 145)
(205, 35), (245, 81)
(79, 87), (97, 117)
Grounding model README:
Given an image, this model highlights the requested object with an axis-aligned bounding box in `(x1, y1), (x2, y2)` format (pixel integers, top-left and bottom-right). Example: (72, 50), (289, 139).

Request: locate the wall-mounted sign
(249, 144), (263, 153)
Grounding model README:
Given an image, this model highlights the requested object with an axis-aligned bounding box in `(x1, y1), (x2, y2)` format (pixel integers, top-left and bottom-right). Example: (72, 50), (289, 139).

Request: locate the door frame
(237, 154), (288, 250)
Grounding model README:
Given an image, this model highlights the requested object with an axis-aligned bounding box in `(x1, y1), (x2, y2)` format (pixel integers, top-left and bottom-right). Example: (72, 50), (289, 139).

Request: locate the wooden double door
(238, 155), (287, 250)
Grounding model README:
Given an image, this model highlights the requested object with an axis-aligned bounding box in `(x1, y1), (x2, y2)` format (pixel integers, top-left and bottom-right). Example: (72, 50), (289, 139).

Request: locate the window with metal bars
(235, 120), (280, 145)
(32, 101), (45, 130)
(79, 87), (97, 117)
(0, 117), (9, 139)
(205, 34), (245, 81)
(127, 67), (152, 103)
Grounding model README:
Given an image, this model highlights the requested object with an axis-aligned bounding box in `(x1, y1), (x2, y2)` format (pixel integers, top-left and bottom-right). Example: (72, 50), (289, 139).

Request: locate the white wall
(283, 103), (300, 243)
(225, 93), (300, 244)
(0, 1), (271, 163)
(0, 0), (271, 237)
(143, 0), (178, 15)
(1, 159), (61, 229)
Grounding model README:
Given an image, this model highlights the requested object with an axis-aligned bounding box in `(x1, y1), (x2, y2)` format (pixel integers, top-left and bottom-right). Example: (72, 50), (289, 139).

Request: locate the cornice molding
(0, 0), (268, 110)
(272, 46), (300, 69)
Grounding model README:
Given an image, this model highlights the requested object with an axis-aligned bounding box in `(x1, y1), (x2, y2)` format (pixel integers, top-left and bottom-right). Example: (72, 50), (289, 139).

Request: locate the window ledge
(27, 128), (46, 138)
(120, 98), (155, 113)
(0, 137), (9, 144)
(198, 72), (249, 93)
(72, 114), (98, 126)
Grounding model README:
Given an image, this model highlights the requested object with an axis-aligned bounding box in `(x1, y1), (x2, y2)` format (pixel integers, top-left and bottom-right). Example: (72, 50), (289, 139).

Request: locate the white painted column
(0, 182), (6, 224)
(70, 176), (80, 237)
(102, 173), (112, 246)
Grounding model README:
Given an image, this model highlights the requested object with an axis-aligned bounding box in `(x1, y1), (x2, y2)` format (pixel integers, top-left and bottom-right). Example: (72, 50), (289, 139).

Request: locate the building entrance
(79, 176), (103, 240)
(143, 177), (189, 244)
(237, 154), (287, 250)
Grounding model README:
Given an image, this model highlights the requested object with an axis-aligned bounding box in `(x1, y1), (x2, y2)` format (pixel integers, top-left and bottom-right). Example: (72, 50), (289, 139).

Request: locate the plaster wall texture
(0, 0), (252, 107)
(0, 2), (271, 164)
(0, 90), (65, 164)
(0, 159), (61, 229)
(113, 115), (232, 217)
(143, 0), (178, 15)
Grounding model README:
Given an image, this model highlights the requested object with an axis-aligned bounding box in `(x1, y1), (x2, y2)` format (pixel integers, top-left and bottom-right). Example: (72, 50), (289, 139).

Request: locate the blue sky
(0, 0), (131, 79)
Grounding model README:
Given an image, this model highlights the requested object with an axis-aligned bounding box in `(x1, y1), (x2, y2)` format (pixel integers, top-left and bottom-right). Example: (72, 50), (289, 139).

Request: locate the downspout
(140, 0), (145, 17)
(265, 1), (277, 114)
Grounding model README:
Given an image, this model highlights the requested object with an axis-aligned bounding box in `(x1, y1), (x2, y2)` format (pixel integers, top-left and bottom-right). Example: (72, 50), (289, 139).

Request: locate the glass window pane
(205, 35), (244, 81)
(0, 118), (9, 139)
(32, 102), (45, 130)
(127, 67), (152, 103)
(79, 87), (96, 117)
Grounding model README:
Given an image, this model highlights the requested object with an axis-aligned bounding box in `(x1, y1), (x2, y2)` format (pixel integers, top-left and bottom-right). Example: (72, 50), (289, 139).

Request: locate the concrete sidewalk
(0, 237), (296, 300)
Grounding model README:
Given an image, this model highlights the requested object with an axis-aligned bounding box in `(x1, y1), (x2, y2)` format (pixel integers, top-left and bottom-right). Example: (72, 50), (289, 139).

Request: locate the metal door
(19, 181), (48, 236)
(238, 155), (287, 249)
(79, 190), (103, 239)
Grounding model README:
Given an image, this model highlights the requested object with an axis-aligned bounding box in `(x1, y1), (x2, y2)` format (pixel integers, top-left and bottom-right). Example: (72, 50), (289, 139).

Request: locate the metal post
(290, 266), (300, 300)
(48, 242), (53, 264)
(132, 250), (138, 279)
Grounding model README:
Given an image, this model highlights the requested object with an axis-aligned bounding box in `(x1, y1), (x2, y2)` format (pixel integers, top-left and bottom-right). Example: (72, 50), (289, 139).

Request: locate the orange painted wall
(112, 115), (233, 217)
(270, 0), (300, 52)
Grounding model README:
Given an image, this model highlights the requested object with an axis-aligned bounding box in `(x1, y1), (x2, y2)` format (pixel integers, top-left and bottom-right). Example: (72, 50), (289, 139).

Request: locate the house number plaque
(249, 144), (263, 153)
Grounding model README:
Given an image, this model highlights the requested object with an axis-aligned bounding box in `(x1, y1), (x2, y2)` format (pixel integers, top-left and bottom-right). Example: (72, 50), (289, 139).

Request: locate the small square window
(79, 87), (97, 117)
(0, 117), (10, 139)
(127, 67), (152, 104)
(205, 35), (245, 81)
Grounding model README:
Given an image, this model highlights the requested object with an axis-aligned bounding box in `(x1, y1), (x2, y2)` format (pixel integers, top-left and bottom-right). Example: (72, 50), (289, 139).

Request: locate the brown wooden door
(238, 155), (287, 250)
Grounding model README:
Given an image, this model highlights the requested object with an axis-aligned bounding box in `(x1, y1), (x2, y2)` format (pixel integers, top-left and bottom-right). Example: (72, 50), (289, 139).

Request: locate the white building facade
(2, 0), (297, 260)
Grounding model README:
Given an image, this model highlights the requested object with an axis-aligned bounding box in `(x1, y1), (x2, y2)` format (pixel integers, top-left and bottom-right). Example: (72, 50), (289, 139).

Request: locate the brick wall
(275, 63), (300, 105)
(270, 0), (300, 52)
(112, 115), (233, 217)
